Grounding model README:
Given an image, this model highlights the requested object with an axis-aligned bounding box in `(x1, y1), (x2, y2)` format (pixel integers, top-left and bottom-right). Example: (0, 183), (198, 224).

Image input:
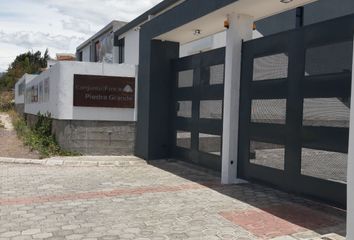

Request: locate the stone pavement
(0, 160), (346, 240)
(0, 156), (147, 167)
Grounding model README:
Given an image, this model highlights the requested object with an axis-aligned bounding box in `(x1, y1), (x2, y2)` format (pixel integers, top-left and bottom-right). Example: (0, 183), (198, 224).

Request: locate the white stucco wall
(47, 59), (58, 68)
(15, 77), (26, 105)
(15, 74), (37, 104)
(120, 29), (140, 65)
(25, 64), (61, 118)
(180, 36), (214, 57)
(179, 30), (263, 58)
(24, 61), (137, 122)
(179, 31), (227, 57)
(212, 31), (227, 49)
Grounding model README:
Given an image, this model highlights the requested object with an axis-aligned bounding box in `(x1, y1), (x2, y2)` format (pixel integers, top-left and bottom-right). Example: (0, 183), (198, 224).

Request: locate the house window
(95, 41), (100, 62)
(78, 51), (83, 61)
(18, 82), (25, 96)
(118, 38), (125, 64)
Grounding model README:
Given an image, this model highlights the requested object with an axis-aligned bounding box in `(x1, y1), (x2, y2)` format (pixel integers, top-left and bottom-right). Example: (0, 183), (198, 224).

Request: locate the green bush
(9, 111), (79, 158)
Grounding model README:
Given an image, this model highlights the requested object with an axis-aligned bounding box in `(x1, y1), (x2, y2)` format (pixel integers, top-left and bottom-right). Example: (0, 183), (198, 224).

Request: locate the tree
(0, 49), (50, 90)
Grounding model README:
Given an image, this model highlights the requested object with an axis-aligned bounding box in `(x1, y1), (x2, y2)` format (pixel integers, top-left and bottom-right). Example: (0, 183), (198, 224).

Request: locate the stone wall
(15, 104), (24, 117)
(25, 114), (38, 127)
(25, 114), (136, 156)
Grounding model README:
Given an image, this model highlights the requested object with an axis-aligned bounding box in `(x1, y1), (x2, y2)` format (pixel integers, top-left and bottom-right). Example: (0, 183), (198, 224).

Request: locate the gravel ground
(0, 112), (40, 159)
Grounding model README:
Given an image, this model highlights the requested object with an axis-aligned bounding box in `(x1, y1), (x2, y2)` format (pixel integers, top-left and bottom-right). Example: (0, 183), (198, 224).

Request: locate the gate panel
(172, 48), (225, 171)
(239, 14), (354, 208)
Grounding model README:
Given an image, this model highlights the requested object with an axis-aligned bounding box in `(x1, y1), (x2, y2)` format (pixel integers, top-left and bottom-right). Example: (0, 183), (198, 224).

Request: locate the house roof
(16, 73), (38, 85)
(77, 20), (127, 51)
(56, 53), (76, 61)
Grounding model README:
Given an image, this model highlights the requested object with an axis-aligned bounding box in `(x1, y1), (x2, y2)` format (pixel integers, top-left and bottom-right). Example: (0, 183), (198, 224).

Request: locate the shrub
(0, 91), (14, 112)
(9, 111), (79, 158)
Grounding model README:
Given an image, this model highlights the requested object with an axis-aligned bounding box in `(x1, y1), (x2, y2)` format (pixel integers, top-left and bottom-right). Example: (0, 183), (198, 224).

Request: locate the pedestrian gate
(239, 15), (354, 207)
(172, 48), (225, 171)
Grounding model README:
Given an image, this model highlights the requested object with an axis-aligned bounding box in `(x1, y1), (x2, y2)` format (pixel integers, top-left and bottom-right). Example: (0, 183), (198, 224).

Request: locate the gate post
(222, 13), (253, 184)
(347, 37), (354, 239)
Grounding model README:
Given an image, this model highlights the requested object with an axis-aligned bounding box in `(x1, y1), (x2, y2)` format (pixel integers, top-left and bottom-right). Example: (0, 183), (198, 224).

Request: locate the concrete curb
(0, 156), (148, 167)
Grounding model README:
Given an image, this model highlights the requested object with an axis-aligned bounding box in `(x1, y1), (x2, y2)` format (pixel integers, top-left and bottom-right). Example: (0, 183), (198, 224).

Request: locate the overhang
(156, 0), (318, 44)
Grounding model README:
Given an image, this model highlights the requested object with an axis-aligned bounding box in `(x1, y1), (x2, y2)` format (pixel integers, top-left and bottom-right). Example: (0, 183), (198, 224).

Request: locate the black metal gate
(172, 48), (225, 171)
(239, 14), (354, 208)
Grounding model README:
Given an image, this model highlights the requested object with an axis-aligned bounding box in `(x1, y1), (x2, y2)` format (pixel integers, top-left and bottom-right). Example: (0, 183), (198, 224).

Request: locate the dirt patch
(0, 113), (14, 130)
(0, 112), (40, 159)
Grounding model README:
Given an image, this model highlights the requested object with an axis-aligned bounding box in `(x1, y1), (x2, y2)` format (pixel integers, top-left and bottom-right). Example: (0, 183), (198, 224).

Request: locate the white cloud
(0, 0), (163, 72)
(0, 31), (85, 50)
(0, 43), (27, 72)
(32, 0), (162, 24)
(61, 19), (95, 35)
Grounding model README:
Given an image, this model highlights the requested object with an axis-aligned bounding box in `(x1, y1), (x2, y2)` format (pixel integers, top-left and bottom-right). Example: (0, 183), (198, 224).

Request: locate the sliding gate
(239, 15), (354, 207)
(172, 48), (225, 171)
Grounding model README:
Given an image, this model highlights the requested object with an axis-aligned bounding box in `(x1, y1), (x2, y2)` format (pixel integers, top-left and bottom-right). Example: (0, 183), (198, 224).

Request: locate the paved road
(0, 160), (346, 240)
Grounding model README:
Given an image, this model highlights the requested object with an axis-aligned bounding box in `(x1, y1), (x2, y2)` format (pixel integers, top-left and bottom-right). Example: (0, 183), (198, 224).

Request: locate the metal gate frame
(239, 14), (354, 208)
(172, 48), (225, 171)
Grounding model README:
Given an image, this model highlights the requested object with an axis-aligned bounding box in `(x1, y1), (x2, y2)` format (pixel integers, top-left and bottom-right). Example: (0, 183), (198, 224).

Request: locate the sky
(0, 0), (163, 72)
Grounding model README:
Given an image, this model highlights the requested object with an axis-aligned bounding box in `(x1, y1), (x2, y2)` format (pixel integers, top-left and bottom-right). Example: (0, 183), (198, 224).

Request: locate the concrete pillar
(135, 39), (180, 160)
(347, 37), (354, 239)
(113, 47), (119, 64)
(221, 13), (254, 184)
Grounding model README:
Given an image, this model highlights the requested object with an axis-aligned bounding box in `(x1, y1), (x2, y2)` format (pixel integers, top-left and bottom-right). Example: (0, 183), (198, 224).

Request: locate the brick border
(0, 183), (211, 206)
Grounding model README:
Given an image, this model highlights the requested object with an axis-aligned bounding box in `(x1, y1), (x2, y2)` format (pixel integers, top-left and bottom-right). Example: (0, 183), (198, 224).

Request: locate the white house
(14, 73), (38, 115)
(76, 21), (127, 63)
(16, 61), (137, 156)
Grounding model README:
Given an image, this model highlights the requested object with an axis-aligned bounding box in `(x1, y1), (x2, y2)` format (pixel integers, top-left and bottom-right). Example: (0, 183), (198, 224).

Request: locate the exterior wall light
(194, 29), (201, 35)
(280, 0), (293, 3)
(224, 20), (256, 30)
(224, 20), (229, 29)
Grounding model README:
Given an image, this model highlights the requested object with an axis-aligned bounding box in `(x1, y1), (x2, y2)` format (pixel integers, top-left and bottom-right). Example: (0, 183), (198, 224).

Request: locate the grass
(9, 110), (79, 158)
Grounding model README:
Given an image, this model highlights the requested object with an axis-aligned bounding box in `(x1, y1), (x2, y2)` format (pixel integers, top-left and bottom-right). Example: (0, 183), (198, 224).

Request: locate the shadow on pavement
(148, 159), (346, 238)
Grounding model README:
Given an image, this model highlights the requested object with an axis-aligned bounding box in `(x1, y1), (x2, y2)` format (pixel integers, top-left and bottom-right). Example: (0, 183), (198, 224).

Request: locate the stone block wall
(15, 104), (24, 117)
(25, 114), (136, 156)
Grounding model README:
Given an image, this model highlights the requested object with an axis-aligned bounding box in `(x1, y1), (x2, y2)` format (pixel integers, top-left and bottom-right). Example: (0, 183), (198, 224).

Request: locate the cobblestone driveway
(0, 160), (346, 240)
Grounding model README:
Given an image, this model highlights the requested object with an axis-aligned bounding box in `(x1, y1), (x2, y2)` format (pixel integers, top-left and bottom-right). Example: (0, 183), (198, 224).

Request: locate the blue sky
(0, 0), (162, 72)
